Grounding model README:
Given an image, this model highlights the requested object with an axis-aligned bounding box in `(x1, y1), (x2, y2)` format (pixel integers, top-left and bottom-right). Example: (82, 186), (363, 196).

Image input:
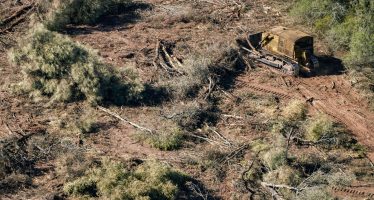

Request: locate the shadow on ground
(315, 56), (345, 76)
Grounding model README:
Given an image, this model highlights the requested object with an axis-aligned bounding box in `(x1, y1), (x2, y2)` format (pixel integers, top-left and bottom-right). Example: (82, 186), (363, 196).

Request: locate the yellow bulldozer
(244, 26), (319, 76)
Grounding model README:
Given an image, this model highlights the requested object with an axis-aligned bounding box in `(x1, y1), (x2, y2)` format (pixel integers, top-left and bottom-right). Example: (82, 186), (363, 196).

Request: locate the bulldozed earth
(0, 0), (373, 199)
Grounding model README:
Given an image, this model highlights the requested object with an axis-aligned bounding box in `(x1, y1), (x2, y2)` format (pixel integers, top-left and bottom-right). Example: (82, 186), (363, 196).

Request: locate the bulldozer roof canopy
(269, 26), (313, 44)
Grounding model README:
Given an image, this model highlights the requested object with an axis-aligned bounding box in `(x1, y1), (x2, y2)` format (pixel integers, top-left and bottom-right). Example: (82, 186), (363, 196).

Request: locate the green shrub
(304, 114), (334, 142)
(64, 158), (189, 199)
(282, 100), (307, 122)
(343, 0), (374, 66)
(290, 0), (348, 26)
(9, 26), (142, 105)
(145, 128), (184, 151)
(76, 109), (98, 134)
(326, 15), (355, 51)
(250, 139), (270, 153)
(41, 0), (131, 31)
(135, 124), (184, 151)
(167, 54), (211, 98)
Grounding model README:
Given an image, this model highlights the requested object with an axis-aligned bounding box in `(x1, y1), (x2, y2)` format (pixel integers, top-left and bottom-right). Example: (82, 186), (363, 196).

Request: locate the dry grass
(296, 186), (334, 200)
(55, 151), (95, 182)
(64, 158), (190, 199)
(0, 173), (31, 194)
(327, 171), (356, 187)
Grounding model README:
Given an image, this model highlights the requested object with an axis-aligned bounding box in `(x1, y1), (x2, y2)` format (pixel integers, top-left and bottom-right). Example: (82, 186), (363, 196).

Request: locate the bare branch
(153, 40), (160, 69)
(285, 127), (294, 159)
(98, 106), (154, 135)
(261, 182), (285, 200)
(161, 44), (184, 75)
(208, 126), (232, 146)
(204, 76), (215, 100)
(261, 182), (299, 192)
(222, 114), (243, 119)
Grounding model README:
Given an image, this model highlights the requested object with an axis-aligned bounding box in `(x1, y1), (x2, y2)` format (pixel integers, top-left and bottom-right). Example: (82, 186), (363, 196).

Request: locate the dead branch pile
(153, 40), (185, 76)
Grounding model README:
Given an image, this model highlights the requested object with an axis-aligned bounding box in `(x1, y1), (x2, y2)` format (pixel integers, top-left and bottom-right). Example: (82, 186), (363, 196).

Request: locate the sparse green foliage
(263, 166), (301, 186)
(76, 109), (98, 134)
(327, 171), (356, 186)
(64, 158), (189, 199)
(261, 148), (287, 170)
(135, 122), (184, 151)
(173, 101), (219, 131)
(9, 26), (143, 105)
(304, 114), (334, 142)
(250, 139), (270, 153)
(55, 152), (95, 181)
(282, 100), (307, 122)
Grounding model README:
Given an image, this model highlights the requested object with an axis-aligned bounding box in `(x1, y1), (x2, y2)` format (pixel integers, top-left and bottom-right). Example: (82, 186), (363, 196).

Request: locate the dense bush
(39, 0), (131, 30)
(292, 0), (374, 108)
(9, 26), (143, 105)
(64, 158), (189, 199)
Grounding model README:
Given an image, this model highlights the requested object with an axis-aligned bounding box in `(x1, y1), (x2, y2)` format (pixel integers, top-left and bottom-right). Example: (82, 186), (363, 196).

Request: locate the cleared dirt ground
(0, 0), (373, 199)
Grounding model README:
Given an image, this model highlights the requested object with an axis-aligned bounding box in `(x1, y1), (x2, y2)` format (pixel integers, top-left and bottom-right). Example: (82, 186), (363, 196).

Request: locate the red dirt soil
(1, 0), (373, 199)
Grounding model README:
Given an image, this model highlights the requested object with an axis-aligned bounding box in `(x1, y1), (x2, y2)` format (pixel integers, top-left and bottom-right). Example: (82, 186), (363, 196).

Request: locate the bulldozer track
(237, 80), (295, 99)
(331, 186), (374, 198)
